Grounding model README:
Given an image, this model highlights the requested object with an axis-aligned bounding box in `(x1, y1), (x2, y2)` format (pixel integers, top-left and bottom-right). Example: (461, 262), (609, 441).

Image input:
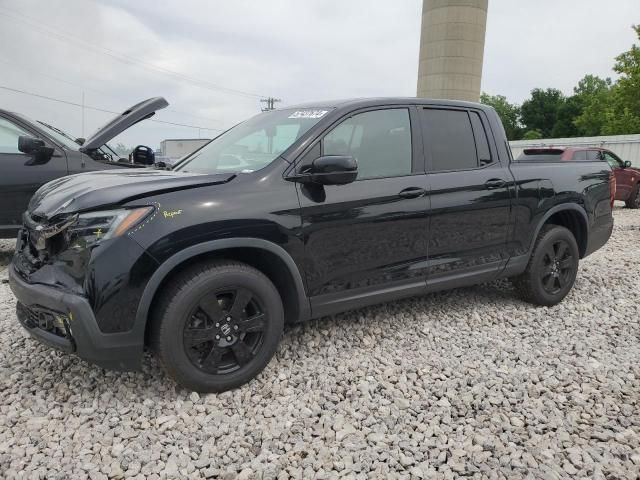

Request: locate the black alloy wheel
(512, 224), (579, 306)
(153, 261), (284, 392)
(183, 287), (267, 375)
(539, 239), (575, 295)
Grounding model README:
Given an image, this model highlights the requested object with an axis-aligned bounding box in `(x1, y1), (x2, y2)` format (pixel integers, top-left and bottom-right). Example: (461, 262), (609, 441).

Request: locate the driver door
(295, 106), (430, 316)
(0, 115), (68, 237)
(603, 151), (634, 201)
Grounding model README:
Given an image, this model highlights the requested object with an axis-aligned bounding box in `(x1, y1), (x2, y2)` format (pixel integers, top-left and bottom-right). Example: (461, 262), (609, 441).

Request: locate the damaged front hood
(28, 169), (235, 220)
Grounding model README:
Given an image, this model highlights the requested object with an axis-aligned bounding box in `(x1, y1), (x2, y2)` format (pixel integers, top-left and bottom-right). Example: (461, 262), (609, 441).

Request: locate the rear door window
(572, 150), (587, 161)
(586, 150), (603, 161)
(421, 109), (479, 171)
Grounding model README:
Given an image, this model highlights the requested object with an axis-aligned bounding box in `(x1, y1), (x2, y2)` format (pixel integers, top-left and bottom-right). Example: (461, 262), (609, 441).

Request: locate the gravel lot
(0, 206), (638, 480)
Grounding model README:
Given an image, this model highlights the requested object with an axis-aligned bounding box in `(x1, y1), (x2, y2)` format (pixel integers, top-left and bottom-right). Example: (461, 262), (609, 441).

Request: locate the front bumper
(9, 264), (143, 371)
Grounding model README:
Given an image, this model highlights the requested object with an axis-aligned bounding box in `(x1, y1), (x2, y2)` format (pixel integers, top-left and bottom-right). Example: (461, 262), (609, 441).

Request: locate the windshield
(36, 121), (81, 150)
(175, 108), (331, 174)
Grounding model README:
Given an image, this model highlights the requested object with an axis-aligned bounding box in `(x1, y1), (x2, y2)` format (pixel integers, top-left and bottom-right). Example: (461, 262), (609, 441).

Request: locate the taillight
(609, 171), (616, 208)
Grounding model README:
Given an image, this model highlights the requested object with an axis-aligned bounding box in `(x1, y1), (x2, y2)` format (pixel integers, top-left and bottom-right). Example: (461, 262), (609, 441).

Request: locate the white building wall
(509, 134), (640, 166)
(160, 139), (210, 160)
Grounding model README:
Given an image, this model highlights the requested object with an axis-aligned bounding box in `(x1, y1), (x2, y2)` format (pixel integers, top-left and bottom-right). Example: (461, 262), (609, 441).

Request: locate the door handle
(398, 187), (427, 199)
(485, 179), (506, 190)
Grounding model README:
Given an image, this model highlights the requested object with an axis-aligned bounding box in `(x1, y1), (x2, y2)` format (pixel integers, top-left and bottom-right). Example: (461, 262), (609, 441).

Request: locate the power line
(0, 58), (226, 128)
(0, 85), (223, 131)
(0, 7), (271, 100)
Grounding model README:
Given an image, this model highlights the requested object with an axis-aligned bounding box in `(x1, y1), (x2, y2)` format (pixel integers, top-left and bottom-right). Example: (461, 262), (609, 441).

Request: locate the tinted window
(0, 117), (30, 154)
(572, 150), (588, 161)
(516, 150), (563, 162)
(469, 112), (492, 165)
(422, 109), (477, 171)
(323, 108), (412, 179)
(586, 150), (602, 161)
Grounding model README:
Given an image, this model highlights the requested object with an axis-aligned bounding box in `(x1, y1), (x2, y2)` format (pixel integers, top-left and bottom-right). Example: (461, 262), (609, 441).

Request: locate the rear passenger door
(295, 106), (430, 315)
(421, 107), (513, 287)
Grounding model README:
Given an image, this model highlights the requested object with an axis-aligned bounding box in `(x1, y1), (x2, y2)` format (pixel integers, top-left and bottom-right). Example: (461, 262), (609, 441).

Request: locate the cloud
(0, 0), (636, 149)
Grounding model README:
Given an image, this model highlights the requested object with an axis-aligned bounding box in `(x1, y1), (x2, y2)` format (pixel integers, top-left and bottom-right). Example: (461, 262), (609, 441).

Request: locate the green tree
(602, 103), (640, 135)
(573, 75), (613, 136)
(480, 93), (523, 140)
(520, 88), (565, 138)
(551, 95), (582, 137)
(603, 25), (640, 134)
(522, 129), (543, 140)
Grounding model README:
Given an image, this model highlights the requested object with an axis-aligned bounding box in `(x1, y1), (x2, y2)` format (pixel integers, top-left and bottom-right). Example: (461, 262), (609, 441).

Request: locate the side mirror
(18, 135), (54, 165)
(18, 135), (45, 154)
(131, 145), (155, 165)
(624, 160), (632, 168)
(288, 155), (358, 185)
(75, 137), (85, 146)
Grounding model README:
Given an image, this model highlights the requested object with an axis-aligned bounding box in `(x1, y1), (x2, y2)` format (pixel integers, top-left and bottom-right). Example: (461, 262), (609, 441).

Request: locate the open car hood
(28, 169), (235, 220)
(79, 97), (169, 152)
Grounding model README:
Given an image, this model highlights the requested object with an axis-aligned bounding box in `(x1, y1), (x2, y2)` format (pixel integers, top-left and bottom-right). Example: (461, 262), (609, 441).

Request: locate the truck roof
(283, 97), (491, 112)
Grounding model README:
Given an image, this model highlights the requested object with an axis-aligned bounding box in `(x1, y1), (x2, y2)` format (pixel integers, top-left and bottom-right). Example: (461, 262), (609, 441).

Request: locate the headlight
(67, 207), (153, 249)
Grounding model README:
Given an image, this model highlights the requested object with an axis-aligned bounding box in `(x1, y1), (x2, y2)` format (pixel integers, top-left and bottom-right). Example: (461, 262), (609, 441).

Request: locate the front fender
(134, 237), (311, 335)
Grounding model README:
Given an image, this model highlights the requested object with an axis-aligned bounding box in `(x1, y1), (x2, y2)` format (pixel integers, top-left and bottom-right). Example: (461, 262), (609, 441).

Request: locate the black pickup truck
(9, 97), (614, 392)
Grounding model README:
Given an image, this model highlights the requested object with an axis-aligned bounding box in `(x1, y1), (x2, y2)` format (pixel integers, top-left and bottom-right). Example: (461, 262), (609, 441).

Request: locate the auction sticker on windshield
(288, 110), (328, 119)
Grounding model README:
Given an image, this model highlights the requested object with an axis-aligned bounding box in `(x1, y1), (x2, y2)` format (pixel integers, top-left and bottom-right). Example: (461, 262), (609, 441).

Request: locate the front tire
(512, 225), (579, 306)
(625, 184), (640, 209)
(152, 261), (284, 392)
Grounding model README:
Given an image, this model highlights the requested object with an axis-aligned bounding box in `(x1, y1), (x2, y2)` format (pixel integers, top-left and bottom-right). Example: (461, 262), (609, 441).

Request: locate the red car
(518, 147), (639, 208)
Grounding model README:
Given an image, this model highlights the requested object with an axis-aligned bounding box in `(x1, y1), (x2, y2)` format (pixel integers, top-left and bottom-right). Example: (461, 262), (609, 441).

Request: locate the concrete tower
(417, 0), (488, 102)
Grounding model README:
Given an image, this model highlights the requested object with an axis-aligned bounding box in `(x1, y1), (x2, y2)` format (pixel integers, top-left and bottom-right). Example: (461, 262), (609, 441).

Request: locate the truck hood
(79, 97), (169, 152)
(28, 170), (235, 220)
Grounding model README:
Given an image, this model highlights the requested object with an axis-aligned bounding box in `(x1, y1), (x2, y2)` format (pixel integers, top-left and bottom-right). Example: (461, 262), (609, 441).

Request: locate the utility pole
(260, 97), (281, 112)
(81, 91), (85, 137)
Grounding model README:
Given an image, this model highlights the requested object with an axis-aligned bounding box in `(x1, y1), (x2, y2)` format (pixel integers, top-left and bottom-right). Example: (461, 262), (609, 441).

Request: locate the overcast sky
(0, 0), (637, 149)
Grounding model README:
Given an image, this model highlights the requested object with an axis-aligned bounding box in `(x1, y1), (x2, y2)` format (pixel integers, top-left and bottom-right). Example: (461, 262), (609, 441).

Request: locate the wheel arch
(136, 238), (311, 346)
(532, 204), (589, 258)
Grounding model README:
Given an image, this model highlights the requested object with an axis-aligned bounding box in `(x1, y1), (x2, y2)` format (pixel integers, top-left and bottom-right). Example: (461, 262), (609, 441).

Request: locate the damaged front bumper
(9, 264), (143, 371)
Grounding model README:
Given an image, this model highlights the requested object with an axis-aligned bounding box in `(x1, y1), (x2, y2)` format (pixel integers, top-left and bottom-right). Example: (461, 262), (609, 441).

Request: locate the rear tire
(512, 225), (579, 306)
(625, 184), (640, 209)
(152, 261), (284, 392)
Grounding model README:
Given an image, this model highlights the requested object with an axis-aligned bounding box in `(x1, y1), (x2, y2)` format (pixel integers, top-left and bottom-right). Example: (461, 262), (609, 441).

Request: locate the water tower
(417, 0), (488, 102)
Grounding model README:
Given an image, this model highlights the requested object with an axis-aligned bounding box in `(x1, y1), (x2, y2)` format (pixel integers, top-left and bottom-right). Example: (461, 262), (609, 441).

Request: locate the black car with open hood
(0, 97), (169, 238)
(8, 97), (614, 392)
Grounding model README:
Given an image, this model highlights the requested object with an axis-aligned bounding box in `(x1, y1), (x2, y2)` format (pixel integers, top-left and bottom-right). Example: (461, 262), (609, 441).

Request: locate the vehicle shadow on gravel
(281, 278), (525, 346)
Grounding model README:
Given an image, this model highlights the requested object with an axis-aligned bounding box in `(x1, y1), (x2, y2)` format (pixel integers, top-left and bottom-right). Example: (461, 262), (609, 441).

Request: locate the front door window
(0, 117), (30, 154)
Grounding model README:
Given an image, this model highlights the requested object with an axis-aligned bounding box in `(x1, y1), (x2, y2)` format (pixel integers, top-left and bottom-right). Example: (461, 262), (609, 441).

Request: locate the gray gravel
(0, 205), (639, 479)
